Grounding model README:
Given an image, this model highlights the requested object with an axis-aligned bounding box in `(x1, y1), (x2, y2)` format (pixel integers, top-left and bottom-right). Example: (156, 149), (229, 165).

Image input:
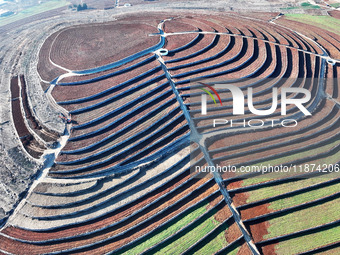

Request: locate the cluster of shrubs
(69, 3), (88, 11)
(77, 3), (88, 11)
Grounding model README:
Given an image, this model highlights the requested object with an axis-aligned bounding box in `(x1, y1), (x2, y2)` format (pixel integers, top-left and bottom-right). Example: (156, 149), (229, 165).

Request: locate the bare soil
(50, 22), (160, 71)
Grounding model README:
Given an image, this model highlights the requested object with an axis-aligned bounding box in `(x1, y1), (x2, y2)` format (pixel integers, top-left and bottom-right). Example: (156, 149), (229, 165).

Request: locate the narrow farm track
(1, 11), (339, 255)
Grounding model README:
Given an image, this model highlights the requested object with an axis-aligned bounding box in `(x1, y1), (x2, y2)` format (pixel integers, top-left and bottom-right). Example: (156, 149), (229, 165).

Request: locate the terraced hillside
(0, 11), (339, 255)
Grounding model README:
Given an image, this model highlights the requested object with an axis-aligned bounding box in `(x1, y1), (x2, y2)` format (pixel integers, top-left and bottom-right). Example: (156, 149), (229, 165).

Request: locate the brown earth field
(49, 21), (160, 71)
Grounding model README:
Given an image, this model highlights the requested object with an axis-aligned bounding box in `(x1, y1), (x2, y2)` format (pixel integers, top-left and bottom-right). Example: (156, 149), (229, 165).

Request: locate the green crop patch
(121, 202), (209, 255)
(246, 174), (338, 203)
(330, 3), (340, 8)
(268, 182), (340, 210)
(265, 198), (340, 239)
(193, 226), (228, 254)
(155, 212), (222, 254)
(0, 0), (70, 27)
(275, 225), (340, 254)
(300, 2), (321, 9)
(285, 14), (340, 34)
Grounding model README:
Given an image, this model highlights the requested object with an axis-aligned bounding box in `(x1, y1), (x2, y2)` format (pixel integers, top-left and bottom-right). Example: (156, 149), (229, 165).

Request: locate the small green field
(281, 2), (321, 10)
(264, 197), (340, 239)
(155, 211), (225, 254)
(246, 174), (338, 204)
(0, 0), (70, 27)
(268, 182), (340, 210)
(285, 14), (340, 34)
(280, 6), (300, 10)
(301, 2), (321, 9)
(121, 202), (210, 255)
(193, 224), (229, 254)
(275, 225), (340, 255)
(330, 3), (340, 8)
